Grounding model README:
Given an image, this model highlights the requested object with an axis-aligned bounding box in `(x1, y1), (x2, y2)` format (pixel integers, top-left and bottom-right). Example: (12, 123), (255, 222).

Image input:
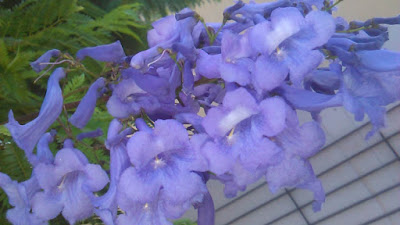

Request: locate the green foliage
(137, 0), (218, 19)
(0, 0), (147, 123)
(174, 218), (198, 225)
(63, 73), (86, 103)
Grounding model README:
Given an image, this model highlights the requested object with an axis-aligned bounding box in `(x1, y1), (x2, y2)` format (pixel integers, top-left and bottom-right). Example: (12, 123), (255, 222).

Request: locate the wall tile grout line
(264, 159), (398, 225)
(285, 189), (311, 225)
(310, 182), (400, 225)
(380, 132), (400, 160)
(360, 207), (400, 225)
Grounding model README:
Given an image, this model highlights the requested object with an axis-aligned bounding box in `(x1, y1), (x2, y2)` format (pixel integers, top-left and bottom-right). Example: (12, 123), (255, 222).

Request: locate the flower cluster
(2, 0), (400, 224)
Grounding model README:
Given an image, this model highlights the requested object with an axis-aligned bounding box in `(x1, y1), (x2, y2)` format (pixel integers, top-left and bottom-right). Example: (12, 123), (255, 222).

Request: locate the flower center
(153, 155), (166, 169)
(275, 47), (286, 61)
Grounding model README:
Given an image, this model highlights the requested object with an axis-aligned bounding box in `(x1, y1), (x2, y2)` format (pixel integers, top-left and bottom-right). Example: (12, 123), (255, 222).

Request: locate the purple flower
(341, 66), (400, 138)
(266, 110), (326, 211)
(76, 41), (126, 63)
(94, 119), (131, 225)
(6, 68), (65, 160)
(331, 48), (400, 138)
(0, 174), (45, 225)
(199, 88), (286, 195)
(116, 196), (172, 225)
(107, 67), (199, 119)
(69, 77), (106, 129)
(195, 50), (221, 79)
(118, 119), (206, 221)
(30, 49), (61, 73)
(249, 7), (335, 88)
(130, 9), (197, 70)
(0, 132), (56, 225)
(266, 155), (325, 211)
(32, 140), (109, 224)
(147, 15), (177, 48)
(219, 30), (255, 86)
(202, 88), (287, 138)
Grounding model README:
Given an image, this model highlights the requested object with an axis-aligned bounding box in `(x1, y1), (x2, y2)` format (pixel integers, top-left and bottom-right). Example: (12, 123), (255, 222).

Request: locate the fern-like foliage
(137, 0), (219, 19)
(0, 130), (33, 224)
(0, 0), (147, 123)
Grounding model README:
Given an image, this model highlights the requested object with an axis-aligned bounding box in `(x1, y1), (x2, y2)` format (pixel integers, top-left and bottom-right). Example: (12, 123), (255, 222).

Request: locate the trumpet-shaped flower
(32, 140), (109, 224)
(118, 119), (206, 221)
(6, 68), (65, 161)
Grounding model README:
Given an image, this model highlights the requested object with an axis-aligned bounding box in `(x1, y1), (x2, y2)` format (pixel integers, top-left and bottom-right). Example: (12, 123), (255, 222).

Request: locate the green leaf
(0, 39), (9, 68)
(63, 73), (86, 103)
(0, 125), (10, 137)
(174, 218), (198, 225)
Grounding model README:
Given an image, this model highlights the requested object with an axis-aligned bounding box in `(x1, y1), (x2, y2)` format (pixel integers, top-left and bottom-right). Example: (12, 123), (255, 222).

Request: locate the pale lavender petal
(94, 208), (115, 225)
(84, 164), (109, 192)
(250, 7), (304, 55)
(201, 140), (234, 175)
(35, 132), (55, 165)
(127, 119), (189, 169)
(357, 50), (400, 72)
(69, 78), (106, 129)
(296, 10), (335, 49)
(285, 46), (323, 86)
(298, 179), (325, 212)
(222, 87), (258, 112)
(0, 173), (25, 210)
(279, 84), (343, 112)
(162, 171), (205, 205)
(76, 41), (126, 63)
(232, 123), (283, 171)
(6, 68), (65, 155)
(221, 30), (253, 61)
(118, 167), (162, 204)
(30, 49), (61, 73)
(251, 96), (287, 137)
(253, 55), (288, 92)
(31, 192), (63, 220)
(0, 173), (45, 225)
(174, 113), (205, 133)
(195, 50), (221, 79)
(220, 58), (253, 86)
(277, 121), (325, 158)
(203, 88), (258, 137)
(147, 15), (177, 48)
(34, 163), (63, 190)
(266, 156), (315, 193)
(61, 174), (93, 224)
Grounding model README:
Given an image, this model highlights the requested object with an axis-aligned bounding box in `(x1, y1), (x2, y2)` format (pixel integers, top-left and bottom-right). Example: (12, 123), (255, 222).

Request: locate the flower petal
(252, 96), (287, 137)
(31, 192), (63, 220)
(30, 49), (61, 73)
(69, 78), (106, 129)
(84, 164), (109, 192)
(76, 41), (126, 63)
(253, 55), (288, 92)
(197, 191), (215, 225)
(6, 68), (65, 156)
